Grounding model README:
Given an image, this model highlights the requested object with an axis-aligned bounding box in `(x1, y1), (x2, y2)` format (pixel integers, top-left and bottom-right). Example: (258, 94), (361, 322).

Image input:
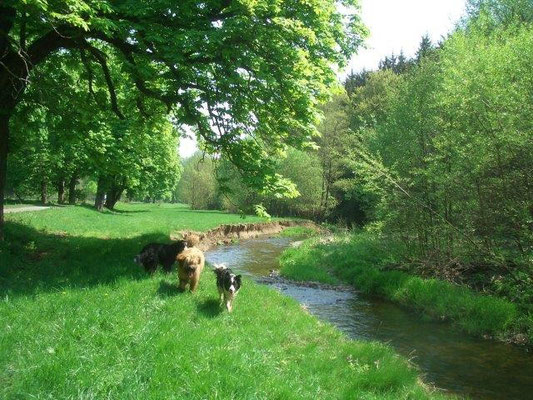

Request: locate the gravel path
(4, 206), (51, 214)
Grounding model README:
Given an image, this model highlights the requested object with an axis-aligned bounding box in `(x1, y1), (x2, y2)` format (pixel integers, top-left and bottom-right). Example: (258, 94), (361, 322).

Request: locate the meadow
(0, 204), (446, 399)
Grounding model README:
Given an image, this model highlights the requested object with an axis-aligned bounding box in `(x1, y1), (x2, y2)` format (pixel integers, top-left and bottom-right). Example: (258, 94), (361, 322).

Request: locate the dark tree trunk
(0, 115), (9, 241)
(57, 179), (65, 204)
(94, 176), (107, 211)
(40, 180), (48, 204)
(104, 191), (123, 210)
(68, 174), (78, 204)
(104, 179), (124, 210)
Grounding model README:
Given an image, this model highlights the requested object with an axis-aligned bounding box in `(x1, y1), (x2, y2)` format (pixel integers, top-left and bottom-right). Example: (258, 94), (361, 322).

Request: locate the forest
(2, 0), (532, 398)
(4, 0), (532, 301)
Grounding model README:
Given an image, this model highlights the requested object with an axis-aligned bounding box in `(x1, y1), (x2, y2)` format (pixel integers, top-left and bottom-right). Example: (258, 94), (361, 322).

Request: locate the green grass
(0, 204), (446, 399)
(4, 202), (271, 238)
(277, 225), (320, 239)
(280, 233), (529, 342)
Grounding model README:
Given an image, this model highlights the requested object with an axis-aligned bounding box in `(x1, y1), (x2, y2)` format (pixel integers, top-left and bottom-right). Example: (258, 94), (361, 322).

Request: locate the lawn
(1, 204), (446, 399)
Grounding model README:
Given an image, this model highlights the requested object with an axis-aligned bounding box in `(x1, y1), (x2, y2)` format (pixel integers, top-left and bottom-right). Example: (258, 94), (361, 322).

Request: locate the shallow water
(205, 237), (533, 400)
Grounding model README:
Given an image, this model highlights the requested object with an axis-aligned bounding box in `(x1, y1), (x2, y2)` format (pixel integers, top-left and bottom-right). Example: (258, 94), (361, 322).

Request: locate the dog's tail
(213, 263), (227, 273)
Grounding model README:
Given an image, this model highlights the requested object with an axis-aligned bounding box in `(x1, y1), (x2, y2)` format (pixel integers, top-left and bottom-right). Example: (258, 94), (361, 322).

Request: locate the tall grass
(0, 204), (446, 399)
(280, 233), (526, 341)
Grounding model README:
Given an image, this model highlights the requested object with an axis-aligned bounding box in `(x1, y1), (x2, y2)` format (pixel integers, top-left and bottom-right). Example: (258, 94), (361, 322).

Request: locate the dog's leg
(189, 276), (198, 292)
(162, 261), (172, 273)
(218, 287), (224, 306)
(147, 261), (157, 274)
(178, 278), (187, 291)
(226, 298), (233, 312)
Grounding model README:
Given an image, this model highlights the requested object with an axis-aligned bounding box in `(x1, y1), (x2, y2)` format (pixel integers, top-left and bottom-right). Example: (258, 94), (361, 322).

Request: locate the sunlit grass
(0, 204), (447, 398)
(4, 202), (270, 239)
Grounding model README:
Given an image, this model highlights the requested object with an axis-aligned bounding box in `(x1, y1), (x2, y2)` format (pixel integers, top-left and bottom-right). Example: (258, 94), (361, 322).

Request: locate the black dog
(213, 264), (242, 312)
(134, 240), (188, 273)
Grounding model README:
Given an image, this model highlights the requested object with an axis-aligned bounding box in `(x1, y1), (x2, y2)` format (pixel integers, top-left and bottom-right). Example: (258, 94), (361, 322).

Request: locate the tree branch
(80, 49), (102, 106)
(83, 42), (125, 120)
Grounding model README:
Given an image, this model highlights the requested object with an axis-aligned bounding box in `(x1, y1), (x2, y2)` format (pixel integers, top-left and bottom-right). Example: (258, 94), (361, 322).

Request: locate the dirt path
(5, 206), (51, 214)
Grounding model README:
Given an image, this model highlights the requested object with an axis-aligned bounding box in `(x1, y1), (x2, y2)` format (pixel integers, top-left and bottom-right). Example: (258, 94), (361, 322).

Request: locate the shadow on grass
(78, 204), (149, 214)
(197, 299), (222, 318)
(157, 280), (182, 297)
(0, 221), (170, 298)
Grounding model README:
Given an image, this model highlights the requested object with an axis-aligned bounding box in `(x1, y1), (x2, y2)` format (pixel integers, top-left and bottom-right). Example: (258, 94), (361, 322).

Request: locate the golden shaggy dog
(176, 247), (205, 292)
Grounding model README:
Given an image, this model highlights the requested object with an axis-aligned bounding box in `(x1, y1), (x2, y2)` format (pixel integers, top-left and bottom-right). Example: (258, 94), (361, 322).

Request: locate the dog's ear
(235, 275), (242, 283)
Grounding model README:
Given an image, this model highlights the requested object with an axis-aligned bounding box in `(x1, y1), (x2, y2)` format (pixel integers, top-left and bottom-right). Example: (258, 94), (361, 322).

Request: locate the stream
(205, 236), (533, 400)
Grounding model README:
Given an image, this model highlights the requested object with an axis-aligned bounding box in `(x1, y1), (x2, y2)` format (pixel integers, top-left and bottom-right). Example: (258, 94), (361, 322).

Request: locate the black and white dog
(213, 264), (242, 312)
(134, 240), (188, 273)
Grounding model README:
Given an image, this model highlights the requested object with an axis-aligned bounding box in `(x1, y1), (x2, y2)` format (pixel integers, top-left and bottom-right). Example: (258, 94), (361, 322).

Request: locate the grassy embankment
(0, 203), (447, 399)
(280, 233), (532, 344)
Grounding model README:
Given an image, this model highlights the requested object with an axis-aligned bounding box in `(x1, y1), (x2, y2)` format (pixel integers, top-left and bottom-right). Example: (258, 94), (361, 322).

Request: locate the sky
(179, 0), (467, 158)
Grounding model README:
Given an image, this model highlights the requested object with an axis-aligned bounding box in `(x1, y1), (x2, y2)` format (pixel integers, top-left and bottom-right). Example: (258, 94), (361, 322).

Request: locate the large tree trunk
(1, 8), (21, 240)
(57, 179), (65, 204)
(104, 178), (124, 210)
(0, 115), (9, 241)
(94, 176), (107, 211)
(68, 174), (78, 204)
(104, 190), (123, 210)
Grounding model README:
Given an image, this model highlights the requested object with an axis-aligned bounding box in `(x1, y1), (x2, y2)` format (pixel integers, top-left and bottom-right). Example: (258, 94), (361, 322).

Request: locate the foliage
(176, 154), (219, 210)
(212, 147), (323, 218)
(1, 0), (367, 197)
(335, 4), (533, 278)
(7, 52), (182, 206)
(253, 203), (271, 221)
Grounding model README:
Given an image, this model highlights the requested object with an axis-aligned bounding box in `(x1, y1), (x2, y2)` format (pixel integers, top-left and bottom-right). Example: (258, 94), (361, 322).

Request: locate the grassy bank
(277, 225), (321, 239)
(1, 204), (445, 399)
(280, 233), (531, 344)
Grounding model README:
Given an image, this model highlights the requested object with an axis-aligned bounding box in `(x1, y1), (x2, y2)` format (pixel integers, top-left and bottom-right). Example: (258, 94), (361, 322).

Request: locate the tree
(415, 34), (435, 63)
(0, 0), (366, 239)
(465, 0), (533, 26)
(344, 4), (533, 272)
(344, 69), (370, 96)
(177, 154), (219, 210)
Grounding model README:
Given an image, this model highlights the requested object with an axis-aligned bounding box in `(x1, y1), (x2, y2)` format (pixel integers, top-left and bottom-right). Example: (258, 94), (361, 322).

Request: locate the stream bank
(279, 234), (531, 347)
(205, 236), (533, 400)
(171, 219), (321, 251)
